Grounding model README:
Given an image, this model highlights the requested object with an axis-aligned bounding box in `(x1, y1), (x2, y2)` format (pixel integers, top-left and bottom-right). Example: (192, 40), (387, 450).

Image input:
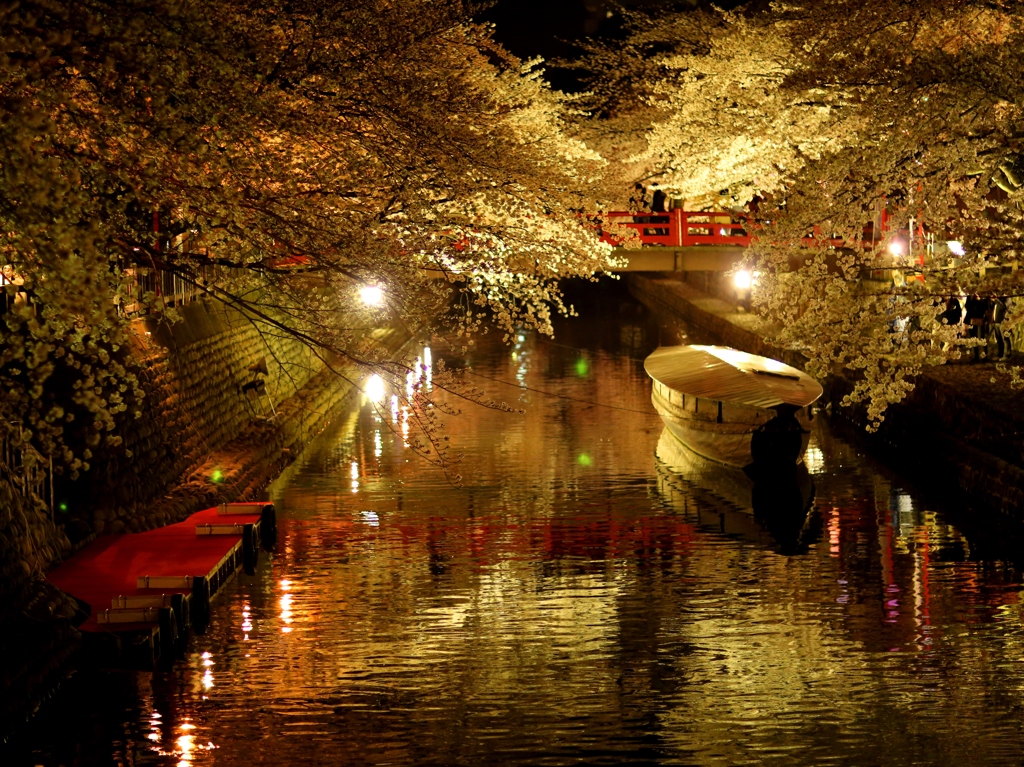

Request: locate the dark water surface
(15, 283), (1024, 766)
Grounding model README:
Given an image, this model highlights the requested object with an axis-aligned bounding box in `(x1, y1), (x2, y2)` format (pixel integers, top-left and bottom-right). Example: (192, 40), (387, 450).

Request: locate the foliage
(0, 0), (618, 477)
(575, 0), (1024, 425)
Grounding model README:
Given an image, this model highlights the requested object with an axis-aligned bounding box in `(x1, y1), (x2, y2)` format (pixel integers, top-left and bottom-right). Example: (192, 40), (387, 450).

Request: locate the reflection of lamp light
(360, 510), (380, 526)
(733, 270), (752, 290)
(803, 444), (825, 474)
(946, 240), (965, 256)
(359, 285), (384, 306)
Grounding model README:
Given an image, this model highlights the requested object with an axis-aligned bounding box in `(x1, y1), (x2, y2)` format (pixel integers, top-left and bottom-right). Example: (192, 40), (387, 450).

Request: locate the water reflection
(655, 428), (820, 555)
(12, 283), (1024, 767)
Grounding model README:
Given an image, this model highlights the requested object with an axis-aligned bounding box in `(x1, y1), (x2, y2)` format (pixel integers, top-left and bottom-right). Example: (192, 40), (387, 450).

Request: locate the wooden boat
(644, 345), (823, 469)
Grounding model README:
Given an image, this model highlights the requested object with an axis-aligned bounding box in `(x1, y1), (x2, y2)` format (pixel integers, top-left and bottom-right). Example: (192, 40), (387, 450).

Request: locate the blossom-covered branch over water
(0, 0), (617, 475)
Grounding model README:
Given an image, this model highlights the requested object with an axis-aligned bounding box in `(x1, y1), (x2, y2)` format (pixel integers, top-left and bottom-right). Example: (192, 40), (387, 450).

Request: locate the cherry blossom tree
(575, 0), (1024, 425)
(0, 0), (618, 477)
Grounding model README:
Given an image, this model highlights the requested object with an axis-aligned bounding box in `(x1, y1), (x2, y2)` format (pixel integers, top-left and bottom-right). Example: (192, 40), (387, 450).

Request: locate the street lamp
(364, 374), (386, 403)
(359, 284), (384, 306)
(732, 269), (757, 311)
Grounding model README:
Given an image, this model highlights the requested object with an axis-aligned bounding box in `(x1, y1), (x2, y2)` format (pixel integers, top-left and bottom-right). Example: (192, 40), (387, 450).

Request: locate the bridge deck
(608, 246), (746, 272)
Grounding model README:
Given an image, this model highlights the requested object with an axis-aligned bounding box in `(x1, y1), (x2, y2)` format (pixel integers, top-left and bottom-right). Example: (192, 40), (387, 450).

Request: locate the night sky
(481, 0), (628, 61)
(480, 0), (746, 90)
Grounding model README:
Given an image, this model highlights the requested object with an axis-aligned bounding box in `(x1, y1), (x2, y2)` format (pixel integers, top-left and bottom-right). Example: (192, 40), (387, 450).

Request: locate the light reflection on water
(16, 285), (1024, 766)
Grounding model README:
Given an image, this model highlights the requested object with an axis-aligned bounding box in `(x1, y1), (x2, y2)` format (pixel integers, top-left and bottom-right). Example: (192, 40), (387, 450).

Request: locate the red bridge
(600, 209), (930, 275)
(601, 210), (753, 249)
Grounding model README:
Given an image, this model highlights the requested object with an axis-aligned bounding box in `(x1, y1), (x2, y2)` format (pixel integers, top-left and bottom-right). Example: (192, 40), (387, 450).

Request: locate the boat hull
(651, 381), (812, 468)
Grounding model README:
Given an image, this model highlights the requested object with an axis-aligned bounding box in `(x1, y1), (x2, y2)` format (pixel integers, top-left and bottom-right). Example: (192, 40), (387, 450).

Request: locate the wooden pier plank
(47, 505), (265, 633)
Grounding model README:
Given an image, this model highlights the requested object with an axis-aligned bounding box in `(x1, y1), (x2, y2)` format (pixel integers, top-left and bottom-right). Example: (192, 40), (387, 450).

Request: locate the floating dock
(47, 502), (275, 665)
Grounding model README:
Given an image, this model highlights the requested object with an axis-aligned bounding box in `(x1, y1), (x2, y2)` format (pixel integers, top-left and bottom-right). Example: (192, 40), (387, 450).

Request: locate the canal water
(14, 281), (1024, 766)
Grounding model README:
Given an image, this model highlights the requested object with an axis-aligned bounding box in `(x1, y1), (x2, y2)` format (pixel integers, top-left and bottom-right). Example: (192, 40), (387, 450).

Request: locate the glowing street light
(364, 373), (386, 403)
(359, 284), (384, 306)
(888, 241), (903, 256)
(733, 269), (752, 291)
(946, 240), (966, 256)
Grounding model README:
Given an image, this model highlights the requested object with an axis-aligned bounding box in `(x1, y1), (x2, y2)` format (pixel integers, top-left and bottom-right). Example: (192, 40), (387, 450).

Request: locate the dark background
(479, 0), (745, 90)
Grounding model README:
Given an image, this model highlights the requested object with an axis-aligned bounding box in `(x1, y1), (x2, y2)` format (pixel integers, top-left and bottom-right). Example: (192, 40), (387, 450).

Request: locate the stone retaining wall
(82, 300), (326, 535)
(628, 274), (805, 368)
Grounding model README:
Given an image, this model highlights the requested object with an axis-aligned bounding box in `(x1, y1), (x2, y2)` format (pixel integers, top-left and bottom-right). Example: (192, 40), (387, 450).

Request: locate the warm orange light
(364, 374), (386, 403)
(359, 285), (384, 306)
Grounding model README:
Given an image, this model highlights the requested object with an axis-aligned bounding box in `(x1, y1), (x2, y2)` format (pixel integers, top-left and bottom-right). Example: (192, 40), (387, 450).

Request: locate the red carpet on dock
(48, 505), (263, 632)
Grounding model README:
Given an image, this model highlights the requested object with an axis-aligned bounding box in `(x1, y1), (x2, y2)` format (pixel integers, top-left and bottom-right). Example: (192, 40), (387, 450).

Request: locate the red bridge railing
(598, 210), (919, 252)
(600, 210), (753, 248)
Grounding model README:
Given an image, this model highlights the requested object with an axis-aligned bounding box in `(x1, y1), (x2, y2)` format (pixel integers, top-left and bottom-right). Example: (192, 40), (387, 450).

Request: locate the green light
(58, 502), (68, 512)
(577, 453), (593, 467)
(575, 357), (589, 377)
(211, 469), (224, 483)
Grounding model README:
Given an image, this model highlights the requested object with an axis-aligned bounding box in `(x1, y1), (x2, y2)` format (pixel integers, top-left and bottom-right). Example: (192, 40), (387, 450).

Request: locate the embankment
(1, 298), (407, 735)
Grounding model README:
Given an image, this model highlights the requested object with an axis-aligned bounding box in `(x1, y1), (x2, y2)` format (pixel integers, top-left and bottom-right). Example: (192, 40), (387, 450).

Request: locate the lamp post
(733, 269), (754, 310)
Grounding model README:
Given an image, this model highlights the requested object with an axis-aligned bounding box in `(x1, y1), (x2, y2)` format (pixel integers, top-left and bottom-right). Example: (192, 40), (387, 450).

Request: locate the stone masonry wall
(0, 480), (86, 737)
(0, 480), (67, 608)
(82, 300), (327, 535)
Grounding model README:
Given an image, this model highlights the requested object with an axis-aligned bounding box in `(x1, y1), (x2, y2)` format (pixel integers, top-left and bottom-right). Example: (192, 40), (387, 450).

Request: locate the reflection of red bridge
(275, 511), (699, 572)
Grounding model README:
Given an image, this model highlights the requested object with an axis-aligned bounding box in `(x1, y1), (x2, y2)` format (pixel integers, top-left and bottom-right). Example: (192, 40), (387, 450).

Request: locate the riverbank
(1, 299), (409, 740)
(627, 273), (1024, 520)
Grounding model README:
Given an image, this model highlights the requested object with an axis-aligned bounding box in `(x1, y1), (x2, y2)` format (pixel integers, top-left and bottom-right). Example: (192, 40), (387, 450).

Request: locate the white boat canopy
(644, 345), (823, 410)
